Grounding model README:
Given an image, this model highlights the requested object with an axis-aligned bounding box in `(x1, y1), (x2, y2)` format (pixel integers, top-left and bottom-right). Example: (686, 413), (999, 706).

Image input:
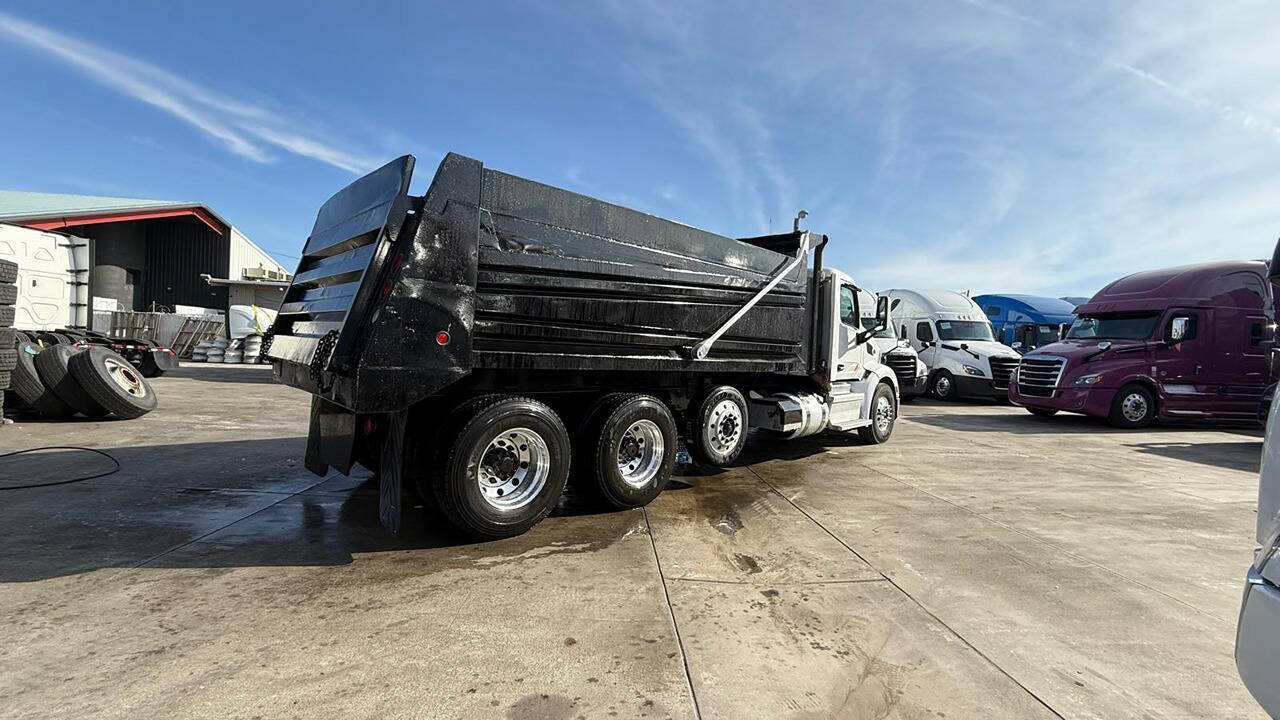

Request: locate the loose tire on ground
(1109, 383), (1155, 429)
(0, 284), (16, 306)
(0, 348), (15, 372)
(858, 382), (897, 444)
(36, 345), (107, 417)
(12, 342), (73, 417)
(0, 370), (10, 391)
(431, 395), (570, 539)
(576, 393), (677, 509)
(68, 346), (158, 419)
(0, 260), (15, 284)
(0, 307), (13, 327)
(688, 385), (749, 467)
(1027, 407), (1058, 417)
(931, 370), (956, 401)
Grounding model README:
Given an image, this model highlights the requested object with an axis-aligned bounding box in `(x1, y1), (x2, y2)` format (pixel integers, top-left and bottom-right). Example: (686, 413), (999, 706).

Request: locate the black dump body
(268, 153), (824, 413)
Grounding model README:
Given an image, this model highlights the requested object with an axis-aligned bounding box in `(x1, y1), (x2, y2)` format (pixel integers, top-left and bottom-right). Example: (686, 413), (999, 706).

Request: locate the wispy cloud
(952, 0), (1280, 143)
(0, 11), (379, 173)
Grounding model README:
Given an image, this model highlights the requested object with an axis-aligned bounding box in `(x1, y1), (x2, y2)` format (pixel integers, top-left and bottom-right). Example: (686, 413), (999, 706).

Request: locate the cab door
(826, 276), (866, 384)
(1152, 309), (1214, 417)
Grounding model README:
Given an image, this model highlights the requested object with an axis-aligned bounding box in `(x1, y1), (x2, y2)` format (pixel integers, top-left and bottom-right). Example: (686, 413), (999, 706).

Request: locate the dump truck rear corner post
(266, 154), (899, 539)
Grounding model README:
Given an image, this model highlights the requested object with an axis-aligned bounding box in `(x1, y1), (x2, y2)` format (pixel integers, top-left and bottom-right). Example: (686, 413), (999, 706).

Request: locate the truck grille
(1017, 356), (1065, 397)
(989, 357), (1020, 389)
(884, 352), (917, 388)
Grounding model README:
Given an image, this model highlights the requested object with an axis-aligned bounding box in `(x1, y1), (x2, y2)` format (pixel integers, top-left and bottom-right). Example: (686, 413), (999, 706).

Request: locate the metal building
(0, 190), (287, 316)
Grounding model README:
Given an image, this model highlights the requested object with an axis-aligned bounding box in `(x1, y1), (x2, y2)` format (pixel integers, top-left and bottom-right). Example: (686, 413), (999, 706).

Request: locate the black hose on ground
(0, 446), (121, 489)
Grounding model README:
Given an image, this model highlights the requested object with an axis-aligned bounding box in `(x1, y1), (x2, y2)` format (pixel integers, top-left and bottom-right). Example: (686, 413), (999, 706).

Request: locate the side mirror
(874, 296), (889, 331)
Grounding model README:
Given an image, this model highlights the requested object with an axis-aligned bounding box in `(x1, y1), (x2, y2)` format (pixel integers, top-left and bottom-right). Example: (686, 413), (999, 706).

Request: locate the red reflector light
(363, 418), (375, 435)
(436, 331), (450, 345)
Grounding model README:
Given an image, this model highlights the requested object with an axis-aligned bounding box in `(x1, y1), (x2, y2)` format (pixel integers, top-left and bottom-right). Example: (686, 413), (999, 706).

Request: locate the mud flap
(378, 410), (408, 534)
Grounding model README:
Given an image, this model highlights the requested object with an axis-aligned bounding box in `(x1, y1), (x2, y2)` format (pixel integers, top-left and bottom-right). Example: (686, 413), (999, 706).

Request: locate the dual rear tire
(425, 393), (681, 539)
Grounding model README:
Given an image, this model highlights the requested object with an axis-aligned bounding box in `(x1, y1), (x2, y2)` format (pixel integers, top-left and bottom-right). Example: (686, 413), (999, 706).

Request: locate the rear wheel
(1109, 384), (1155, 429)
(931, 370), (956, 401)
(432, 395), (570, 539)
(689, 386), (748, 467)
(1027, 407), (1059, 417)
(857, 382), (897, 444)
(577, 393), (677, 509)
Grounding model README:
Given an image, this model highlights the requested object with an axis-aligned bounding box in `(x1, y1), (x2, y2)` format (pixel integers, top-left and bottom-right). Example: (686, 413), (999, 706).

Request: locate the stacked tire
(10, 341), (157, 420)
(0, 260), (16, 420)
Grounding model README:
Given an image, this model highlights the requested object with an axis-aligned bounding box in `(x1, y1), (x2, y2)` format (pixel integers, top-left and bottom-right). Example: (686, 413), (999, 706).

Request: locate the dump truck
(266, 154), (899, 538)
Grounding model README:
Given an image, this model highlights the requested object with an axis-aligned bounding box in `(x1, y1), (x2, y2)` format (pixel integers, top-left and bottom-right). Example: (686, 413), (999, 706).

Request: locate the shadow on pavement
(907, 410), (1262, 437)
(1126, 441), (1263, 474)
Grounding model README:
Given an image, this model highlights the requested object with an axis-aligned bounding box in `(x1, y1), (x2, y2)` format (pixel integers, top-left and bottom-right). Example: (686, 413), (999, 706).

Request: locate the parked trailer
(1010, 259), (1277, 427)
(266, 154), (900, 538)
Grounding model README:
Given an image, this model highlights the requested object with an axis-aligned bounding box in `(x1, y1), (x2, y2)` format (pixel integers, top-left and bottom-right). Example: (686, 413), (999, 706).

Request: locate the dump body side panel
(470, 168), (810, 375)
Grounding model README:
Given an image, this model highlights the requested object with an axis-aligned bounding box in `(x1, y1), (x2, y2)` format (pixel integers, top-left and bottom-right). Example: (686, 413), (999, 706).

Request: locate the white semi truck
(884, 288), (1022, 401)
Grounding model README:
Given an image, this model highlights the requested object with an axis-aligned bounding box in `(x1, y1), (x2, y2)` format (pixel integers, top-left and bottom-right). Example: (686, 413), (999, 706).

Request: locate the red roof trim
(21, 207), (225, 235)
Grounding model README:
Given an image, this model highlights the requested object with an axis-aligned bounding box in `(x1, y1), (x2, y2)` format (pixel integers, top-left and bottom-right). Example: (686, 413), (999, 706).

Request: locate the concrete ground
(0, 364), (1265, 719)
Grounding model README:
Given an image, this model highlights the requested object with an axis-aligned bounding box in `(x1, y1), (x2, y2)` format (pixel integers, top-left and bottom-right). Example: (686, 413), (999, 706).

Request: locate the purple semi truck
(1009, 259), (1276, 427)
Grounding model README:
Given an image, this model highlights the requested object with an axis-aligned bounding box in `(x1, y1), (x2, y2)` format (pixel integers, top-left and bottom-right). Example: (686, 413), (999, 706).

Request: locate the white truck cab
(859, 290), (927, 402)
(884, 288), (1021, 401)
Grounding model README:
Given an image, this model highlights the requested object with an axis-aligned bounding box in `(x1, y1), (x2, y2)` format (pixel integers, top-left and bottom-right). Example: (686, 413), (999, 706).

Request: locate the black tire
(858, 382), (897, 444)
(0, 370), (9, 391)
(12, 342), (73, 417)
(0, 348), (15, 372)
(0, 283), (15, 306)
(0, 307), (12, 327)
(1109, 383), (1155, 429)
(688, 386), (749, 467)
(432, 395), (570, 539)
(68, 346), (158, 419)
(576, 393), (677, 509)
(138, 353), (166, 378)
(931, 370), (956, 401)
(13, 330), (30, 345)
(0, 260), (15, 284)
(35, 344), (107, 417)
(1027, 407), (1059, 417)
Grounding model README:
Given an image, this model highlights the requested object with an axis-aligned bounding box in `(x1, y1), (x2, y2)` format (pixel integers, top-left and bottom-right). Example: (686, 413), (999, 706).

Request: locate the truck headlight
(962, 364), (985, 377)
(1073, 373), (1104, 385)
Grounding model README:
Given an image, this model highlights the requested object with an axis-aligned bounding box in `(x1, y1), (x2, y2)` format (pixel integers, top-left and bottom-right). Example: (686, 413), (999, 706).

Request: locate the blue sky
(1, 1), (1278, 297)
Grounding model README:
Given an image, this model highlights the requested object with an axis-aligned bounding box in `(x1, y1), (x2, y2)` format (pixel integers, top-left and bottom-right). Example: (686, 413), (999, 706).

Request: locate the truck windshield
(935, 320), (994, 342)
(1031, 324), (1063, 347)
(1067, 313), (1160, 340)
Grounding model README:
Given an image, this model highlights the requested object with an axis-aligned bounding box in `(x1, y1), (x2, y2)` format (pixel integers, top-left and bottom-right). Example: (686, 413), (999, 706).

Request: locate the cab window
(839, 285), (857, 326)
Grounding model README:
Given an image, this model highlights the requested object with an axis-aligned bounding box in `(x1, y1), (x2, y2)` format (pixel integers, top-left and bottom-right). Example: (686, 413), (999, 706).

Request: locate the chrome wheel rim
(476, 427), (549, 511)
(616, 419), (664, 488)
(1121, 393), (1148, 423)
(104, 356), (147, 398)
(874, 395), (894, 434)
(705, 399), (743, 454)
(935, 375), (951, 397)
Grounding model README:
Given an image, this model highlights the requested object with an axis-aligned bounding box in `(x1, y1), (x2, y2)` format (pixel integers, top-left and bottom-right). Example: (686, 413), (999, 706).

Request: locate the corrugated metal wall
(142, 221), (229, 311)
(229, 226), (288, 279)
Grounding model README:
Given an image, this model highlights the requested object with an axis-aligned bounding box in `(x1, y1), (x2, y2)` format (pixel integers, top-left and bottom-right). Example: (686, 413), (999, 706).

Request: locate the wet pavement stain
(732, 553), (762, 574)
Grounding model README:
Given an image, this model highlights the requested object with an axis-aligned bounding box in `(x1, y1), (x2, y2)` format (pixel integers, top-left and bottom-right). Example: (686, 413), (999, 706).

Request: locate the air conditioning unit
(242, 266), (267, 279)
